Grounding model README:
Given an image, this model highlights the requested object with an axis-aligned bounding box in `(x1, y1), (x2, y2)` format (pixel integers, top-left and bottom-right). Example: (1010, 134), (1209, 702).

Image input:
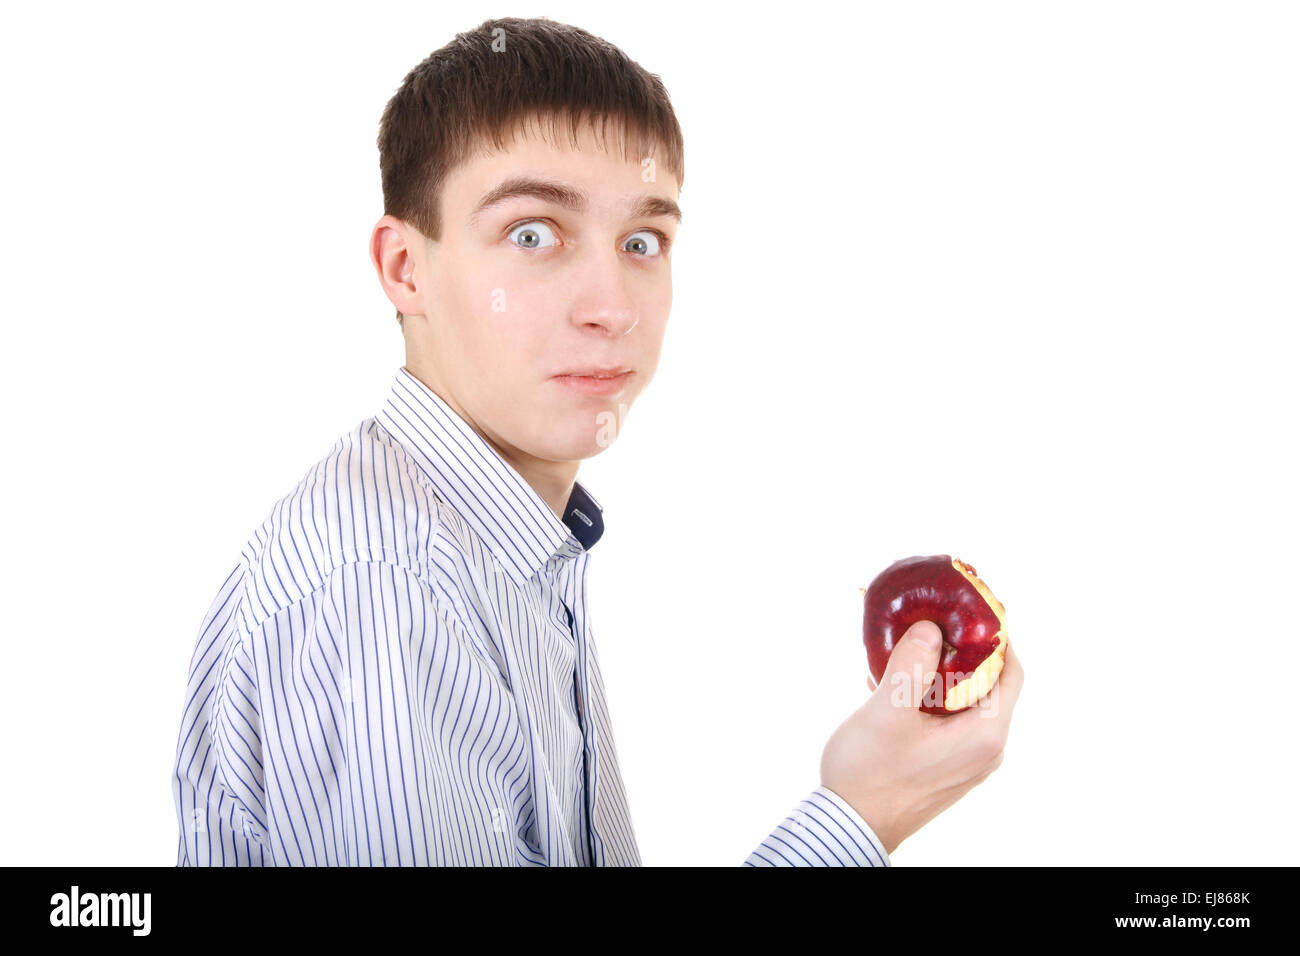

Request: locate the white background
(2, 1), (1296, 866)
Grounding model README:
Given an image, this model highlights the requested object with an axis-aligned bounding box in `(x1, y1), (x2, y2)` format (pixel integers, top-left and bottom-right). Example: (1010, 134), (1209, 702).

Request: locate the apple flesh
(861, 555), (1007, 715)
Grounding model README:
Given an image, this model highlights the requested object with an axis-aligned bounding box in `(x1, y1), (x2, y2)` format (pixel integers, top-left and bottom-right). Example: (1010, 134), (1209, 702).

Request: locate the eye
(624, 230), (665, 257)
(508, 220), (559, 250)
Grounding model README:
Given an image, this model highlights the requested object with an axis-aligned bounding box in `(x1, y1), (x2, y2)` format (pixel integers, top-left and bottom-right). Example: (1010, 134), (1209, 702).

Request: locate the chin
(546, 400), (634, 458)
(503, 420), (605, 466)
(555, 420), (622, 461)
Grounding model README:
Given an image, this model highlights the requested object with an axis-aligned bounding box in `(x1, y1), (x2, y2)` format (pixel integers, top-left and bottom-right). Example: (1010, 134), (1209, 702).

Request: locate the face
(390, 117), (680, 469)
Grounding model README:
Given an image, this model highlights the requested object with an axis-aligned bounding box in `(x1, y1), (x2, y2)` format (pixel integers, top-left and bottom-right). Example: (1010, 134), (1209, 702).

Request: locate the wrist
(820, 783), (901, 857)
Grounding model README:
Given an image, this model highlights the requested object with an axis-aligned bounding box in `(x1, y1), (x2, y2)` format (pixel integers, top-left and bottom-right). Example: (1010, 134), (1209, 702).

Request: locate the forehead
(445, 116), (681, 212)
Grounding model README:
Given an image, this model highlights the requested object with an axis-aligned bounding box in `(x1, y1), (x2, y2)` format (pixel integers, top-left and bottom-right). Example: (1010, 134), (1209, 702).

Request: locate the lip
(556, 366), (632, 378)
(551, 369), (635, 396)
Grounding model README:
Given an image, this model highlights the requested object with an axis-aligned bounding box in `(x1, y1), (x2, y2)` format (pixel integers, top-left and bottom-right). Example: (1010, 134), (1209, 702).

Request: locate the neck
(508, 455), (578, 522)
(400, 362), (577, 521)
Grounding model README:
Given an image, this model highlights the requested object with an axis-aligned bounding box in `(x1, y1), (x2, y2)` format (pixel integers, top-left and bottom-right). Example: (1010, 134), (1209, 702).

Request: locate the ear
(371, 215), (425, 317)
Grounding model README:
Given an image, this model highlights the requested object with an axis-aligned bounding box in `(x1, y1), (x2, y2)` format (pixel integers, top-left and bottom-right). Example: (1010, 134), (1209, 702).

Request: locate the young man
(172, 17), (1022, 866)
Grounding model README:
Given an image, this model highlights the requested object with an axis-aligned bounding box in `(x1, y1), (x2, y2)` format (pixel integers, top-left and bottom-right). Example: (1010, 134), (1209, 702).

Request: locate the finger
(996, 640), (1024, 713)
(972, 664), (1003, 721)
(879, 620), (944, 710)
(947, 654), (1006, 727)
(971, 756), (1002, 788)
(953, 639), (1021, 726)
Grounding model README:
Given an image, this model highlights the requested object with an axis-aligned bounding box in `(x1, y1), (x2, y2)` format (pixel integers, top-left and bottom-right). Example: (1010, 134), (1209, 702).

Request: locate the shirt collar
(375, 367), (606, 588)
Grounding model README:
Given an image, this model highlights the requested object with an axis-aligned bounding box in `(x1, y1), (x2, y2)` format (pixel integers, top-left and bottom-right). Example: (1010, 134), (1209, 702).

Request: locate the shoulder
(230, 417), (475, 636)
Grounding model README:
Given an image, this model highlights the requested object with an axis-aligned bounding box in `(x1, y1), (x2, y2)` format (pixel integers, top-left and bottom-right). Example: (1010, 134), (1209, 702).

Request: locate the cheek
(635, 271), (673, 327)
(474, 285), (557, 377)
(637, 283), (672, 348)
(442, 267), (540, 359)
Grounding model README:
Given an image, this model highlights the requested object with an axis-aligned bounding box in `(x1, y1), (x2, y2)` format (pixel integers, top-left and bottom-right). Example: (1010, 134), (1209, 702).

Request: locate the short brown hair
(378, 17), (686, 327)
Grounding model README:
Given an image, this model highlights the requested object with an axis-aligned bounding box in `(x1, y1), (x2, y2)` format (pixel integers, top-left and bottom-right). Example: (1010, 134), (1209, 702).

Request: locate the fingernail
(912, 623), (941, 648)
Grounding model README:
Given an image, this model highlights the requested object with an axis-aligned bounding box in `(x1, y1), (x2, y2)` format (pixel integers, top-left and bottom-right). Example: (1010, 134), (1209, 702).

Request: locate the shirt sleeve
(743, 785), (892, 866)
(173, 559), (508, 866)
(172, 563), (273, 866)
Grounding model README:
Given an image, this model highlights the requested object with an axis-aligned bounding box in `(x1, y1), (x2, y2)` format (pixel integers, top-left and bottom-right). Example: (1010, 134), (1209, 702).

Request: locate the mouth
(554, 366), (633, 379)
(551, 368), (635, 396)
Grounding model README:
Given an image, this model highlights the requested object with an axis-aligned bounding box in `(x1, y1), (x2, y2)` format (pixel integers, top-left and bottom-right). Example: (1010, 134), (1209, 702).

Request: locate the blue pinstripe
(172, 366), (891, 866)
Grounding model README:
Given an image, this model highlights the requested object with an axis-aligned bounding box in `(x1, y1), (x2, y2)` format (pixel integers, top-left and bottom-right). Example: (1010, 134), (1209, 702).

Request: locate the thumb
(880, 620), (943, 710)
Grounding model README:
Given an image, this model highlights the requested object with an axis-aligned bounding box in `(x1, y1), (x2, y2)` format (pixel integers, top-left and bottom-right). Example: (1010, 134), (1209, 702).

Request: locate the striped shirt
(172, 366), (891, 866)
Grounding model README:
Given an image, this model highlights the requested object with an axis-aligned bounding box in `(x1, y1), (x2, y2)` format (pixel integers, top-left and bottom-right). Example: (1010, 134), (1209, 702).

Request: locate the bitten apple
(861, 555), (1007, 715)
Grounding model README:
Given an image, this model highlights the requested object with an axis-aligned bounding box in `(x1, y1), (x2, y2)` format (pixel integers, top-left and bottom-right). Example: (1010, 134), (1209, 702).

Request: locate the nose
(573, 308), (639, 337)
(569, 249), (640, 337)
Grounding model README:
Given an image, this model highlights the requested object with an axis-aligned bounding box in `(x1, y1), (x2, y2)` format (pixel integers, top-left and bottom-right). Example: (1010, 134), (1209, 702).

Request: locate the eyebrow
(469, 176), (682, 225)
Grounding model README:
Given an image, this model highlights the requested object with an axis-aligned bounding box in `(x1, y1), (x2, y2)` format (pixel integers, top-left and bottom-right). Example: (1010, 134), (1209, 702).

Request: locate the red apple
(861, 555), (1007, 715)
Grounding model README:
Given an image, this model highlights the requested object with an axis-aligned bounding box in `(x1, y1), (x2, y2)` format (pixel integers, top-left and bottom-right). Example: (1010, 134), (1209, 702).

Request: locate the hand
(819, 620), (1024, 856)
